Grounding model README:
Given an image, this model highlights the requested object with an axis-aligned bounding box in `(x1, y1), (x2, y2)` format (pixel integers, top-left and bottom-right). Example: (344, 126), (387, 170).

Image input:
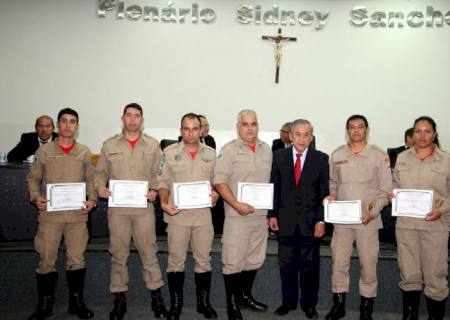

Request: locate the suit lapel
(281, 148), (296, 188)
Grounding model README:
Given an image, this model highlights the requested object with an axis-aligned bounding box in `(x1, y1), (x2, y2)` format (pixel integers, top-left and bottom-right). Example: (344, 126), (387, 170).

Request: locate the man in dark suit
(268, 119), (329, 319)
(387, 127), (414, 170)
(272, 122), (291, 152)
(8, 115), (57, 162)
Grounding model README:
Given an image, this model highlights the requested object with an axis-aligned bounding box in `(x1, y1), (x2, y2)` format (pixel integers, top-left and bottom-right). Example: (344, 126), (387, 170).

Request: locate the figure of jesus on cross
(262, 28), (297, 83)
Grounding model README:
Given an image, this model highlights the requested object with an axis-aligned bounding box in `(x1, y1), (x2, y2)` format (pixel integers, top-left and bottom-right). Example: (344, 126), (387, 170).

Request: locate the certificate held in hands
(237, 182), (274, 210)
(324, 199), (362, 224)
(109, 180), (148, 208)
(392, 189), (433, 218)
(46, 183), (86, 212)
(173, 181), (212, 209)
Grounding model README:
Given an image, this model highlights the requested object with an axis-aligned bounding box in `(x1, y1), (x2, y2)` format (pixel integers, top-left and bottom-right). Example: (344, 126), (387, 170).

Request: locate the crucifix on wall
(262, 28), (297, 84)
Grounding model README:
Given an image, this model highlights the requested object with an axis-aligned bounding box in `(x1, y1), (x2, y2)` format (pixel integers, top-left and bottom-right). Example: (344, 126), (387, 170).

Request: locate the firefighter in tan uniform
(390, 116), (449, 320)
(214, 109), (272, 320)
(325, 115), (392, 320)
(27, 108), (96, 320)
(94, 103), (167, 319)
(158, 113), (219, 320)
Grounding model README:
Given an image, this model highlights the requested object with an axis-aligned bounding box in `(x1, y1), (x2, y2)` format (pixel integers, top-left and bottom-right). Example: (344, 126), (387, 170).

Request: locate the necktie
(295, 153), (302, 186)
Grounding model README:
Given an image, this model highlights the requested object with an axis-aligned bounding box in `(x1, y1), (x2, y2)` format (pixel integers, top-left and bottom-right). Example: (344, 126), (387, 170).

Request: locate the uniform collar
(344, 143), (370, 158)
(177, 140), (205, 154)
(410, 144), (442, 161)
(51, 138), (79, 156)
(237, 137), (263, 150)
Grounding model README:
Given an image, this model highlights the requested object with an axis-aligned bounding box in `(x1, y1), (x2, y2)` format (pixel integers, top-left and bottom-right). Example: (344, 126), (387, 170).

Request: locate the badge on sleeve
(174, 154), (181, 161)
(158, 155), (165, 175)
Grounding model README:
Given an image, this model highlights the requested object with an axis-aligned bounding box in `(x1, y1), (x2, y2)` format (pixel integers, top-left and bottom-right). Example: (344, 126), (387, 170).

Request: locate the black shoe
(303, 307), (318, 319)
(110, 292), (126, 320)
(151, 288), (167, 318)
(359, 296), (374, 320)
(240, 270), (267, 312)
(426, 297), (447, 320)
(274, 305), (296, 316)
(66, 269), (94, 319)
(195, 272), (218, 319)
(402, 290), (420, 320)
(325, 293), (346, 320)
(167, 272), (184, 320)
(28, 272), (58, 320)
(223, 273), (243, 320)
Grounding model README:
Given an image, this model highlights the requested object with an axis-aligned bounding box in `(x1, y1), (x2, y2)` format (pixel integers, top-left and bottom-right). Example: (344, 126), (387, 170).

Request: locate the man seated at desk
(7, 115), (57, 162)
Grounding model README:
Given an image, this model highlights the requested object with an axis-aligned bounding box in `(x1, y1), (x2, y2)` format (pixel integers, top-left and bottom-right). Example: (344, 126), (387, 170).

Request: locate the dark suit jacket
(268, 147), (329, 236)
(387, 145), (407, 170)
(202, 135), (216, 149)
(7, 132), (57, 162)
(271, 138), (287, 152)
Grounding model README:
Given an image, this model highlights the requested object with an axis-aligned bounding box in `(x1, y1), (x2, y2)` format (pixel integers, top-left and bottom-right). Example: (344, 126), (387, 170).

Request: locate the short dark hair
(123, 103), (143, 116)
(413, 116), (440, 148)
(346, 114), (369, 129)
(35, 115), (54, 129)
(57, 108), (79, 123)
(180, 113), (201, 128)
(404, 127), (414, 143)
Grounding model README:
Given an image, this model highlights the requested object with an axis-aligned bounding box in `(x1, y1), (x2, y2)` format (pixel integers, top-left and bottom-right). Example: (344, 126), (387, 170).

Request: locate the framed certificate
(324, 200), (362, 224)
(237, 182), (274, 210)
(392, 189), (433, 218)
(46, 183), (86, 212)
(108, 180), (148, 208)
(173, 181), (212, 209)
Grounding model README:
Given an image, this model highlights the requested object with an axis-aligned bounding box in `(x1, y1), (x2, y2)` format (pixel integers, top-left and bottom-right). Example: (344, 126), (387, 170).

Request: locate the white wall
(1, 0), (449, 154)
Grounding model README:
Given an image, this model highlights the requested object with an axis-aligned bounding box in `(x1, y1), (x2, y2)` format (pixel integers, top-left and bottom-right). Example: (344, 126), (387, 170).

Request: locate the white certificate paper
(237, 182), (274, 210)
(173, 181), (212, 209)
(46, 183), (86, 212)
(109, 180), (148, 208)
(324, 200), (362, 224)
(392, 189), (433, 218)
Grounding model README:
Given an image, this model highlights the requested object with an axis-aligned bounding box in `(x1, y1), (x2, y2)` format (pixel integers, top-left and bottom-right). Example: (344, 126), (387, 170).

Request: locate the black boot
(325, 293), (346, 320)
(240, 269), (267, 312)
(28, 272), (58, 320)
(359, 296), (374, 320)
(223, 273), (243, 320)
(109, 292), (126, 320)
(426, 297), (447, 320)
(66, 269), (94, 319)
(402, 290), (421, 320)
(167, 272), (184, 320)
(150, 288), (167, 318)
(195, 272), (218, 319)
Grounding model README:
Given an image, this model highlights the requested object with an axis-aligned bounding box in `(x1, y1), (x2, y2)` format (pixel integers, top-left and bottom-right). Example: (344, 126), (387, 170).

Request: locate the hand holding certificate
(109, 180), (148, 208)
(173, 181), (212, 209)
(392, 189), (433, 218)
(46, 183), (86, 212)
(324, 199), (362, 224)
(237, 182), (274, 210)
